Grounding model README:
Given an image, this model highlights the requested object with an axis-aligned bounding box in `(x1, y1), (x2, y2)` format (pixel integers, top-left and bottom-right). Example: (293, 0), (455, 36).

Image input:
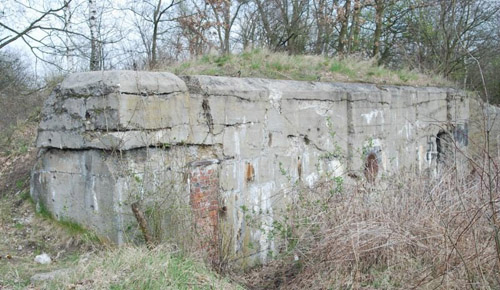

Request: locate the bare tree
(401, 0), (499, 77)
(63, 0), (76, 71)
(207, 0), (248, 55)
(1, 0), (124, 71)
(311, 0), (336, 55)
(0, 1), (72, 50)
(251, 0), (311, 54)
(238, 3), (259, 50)
(126, 0), (181, 69)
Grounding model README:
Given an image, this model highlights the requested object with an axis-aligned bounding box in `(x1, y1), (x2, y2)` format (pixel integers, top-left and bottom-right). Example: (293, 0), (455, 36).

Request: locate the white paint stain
(398, 121), (413, 140)
(305, 172), (318, 187)
(380, 151), (388, 171)
(269, 88), (282, 101)
(364, 138), (382, 148)
(269, 89), (282, 112)
(232, 130), (241, 156)
(235, 205), (245, 253)
(260, 182), (275, 262)
(361, 110), (383, 124)
(249, 182), (276, 262)
(91, 177), (98, 212)
(417, 145), (423, 172)
(233, 163), (241, 192)
(114, 181), (124, 244)
(327, 159), (344, 177)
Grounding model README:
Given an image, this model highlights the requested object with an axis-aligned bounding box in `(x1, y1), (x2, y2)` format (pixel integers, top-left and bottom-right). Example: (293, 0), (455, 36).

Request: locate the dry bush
(239, 164), (500, 289)
(0, 52), (39, 132)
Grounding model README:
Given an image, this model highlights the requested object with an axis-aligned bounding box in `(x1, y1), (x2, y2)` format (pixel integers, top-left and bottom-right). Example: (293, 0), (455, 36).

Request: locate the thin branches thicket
(239, 162), (500, 289)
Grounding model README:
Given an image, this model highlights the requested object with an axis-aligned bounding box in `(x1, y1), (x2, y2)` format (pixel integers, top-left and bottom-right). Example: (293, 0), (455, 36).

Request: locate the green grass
(36, 200), (53, 219)
(39, 245), (242, 289)
(58, 220), (99, 241)
(329, 60), (355, 78)
(1, 187), (238, 289)
(15, 179), (26, 190)
(164, 48), (451, 87)
(35, 200), (101, 243)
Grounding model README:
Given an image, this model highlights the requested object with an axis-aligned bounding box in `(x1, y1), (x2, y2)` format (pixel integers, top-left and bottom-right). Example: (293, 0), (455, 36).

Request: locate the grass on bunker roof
(163, 48), (452, 87)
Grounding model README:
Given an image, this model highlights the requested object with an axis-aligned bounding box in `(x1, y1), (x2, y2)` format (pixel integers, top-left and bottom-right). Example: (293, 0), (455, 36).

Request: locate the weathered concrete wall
(31, 71), (471, 266)
(469, 97), (500, 162)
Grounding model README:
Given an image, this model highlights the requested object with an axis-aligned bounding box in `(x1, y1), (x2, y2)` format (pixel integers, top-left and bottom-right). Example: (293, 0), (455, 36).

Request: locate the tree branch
(0, 1), (72, 49)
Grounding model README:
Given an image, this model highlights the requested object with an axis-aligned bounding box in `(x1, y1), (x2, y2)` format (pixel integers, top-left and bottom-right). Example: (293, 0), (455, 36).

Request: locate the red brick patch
(189, 161), (220, 264)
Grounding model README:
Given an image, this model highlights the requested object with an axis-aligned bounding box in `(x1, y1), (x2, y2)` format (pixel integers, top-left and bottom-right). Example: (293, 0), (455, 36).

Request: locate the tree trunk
(131, 201), (154, 249)
(255, 0), (277, 48)
(89, 0), (100, 71)
(223, 1), (231, 54)
(64, 0), (74, 72)
(150, 0), (162, 69)
(338, 0), (351, 55)
(208, 1), (225, 54)
(348, 0), (361, 54)
(373, 0), (384, 58)
(314, 0), (326, 54)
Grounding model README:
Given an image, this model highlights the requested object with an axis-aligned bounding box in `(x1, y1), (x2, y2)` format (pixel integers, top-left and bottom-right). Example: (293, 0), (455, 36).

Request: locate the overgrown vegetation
(0, 52), (43, 136)
(0, 102), (236, 289)
(0, 51), (54, 158)
(0, 121), (38, 205)
(237, 166), (500, 289)
(0, 188), (238, 289)
(0, 128), (237, 289)
(166, 49), (450, 87)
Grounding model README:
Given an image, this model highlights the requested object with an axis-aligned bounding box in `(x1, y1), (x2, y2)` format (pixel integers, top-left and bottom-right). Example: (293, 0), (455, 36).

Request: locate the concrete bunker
(31, 71), (471, 267)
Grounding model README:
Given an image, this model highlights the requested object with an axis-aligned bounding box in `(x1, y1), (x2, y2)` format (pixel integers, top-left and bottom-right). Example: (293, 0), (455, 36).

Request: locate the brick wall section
(188, 160), (220, 263)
